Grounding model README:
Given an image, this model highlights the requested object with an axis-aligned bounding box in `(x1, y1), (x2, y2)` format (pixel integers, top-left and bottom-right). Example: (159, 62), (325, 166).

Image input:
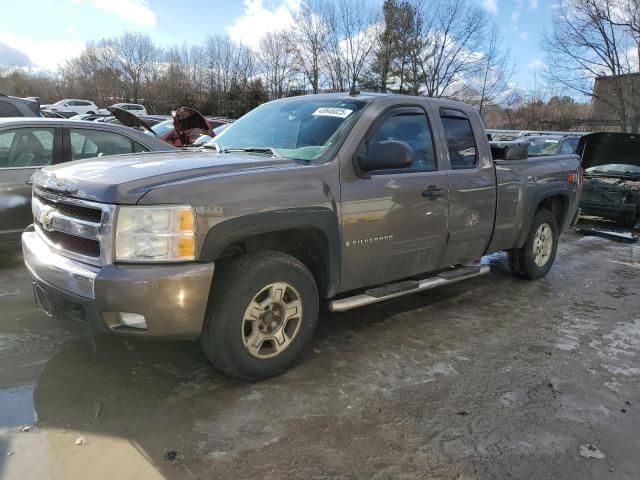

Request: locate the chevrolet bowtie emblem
(38, 205), (55, 231)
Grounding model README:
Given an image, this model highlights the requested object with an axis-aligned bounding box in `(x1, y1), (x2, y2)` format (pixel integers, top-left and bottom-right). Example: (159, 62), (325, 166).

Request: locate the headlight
(115, 206), (195, 262)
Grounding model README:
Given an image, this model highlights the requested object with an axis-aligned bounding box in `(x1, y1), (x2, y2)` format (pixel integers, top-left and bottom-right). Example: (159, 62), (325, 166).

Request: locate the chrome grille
(32, 188), (116, 266)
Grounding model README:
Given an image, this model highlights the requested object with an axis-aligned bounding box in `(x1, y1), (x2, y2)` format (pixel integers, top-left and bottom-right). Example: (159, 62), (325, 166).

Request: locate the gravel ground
(0, 227), (639, 479)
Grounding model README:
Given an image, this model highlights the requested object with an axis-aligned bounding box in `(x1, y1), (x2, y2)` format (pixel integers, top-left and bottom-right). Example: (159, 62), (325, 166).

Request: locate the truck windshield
(209, 98), (367, 162)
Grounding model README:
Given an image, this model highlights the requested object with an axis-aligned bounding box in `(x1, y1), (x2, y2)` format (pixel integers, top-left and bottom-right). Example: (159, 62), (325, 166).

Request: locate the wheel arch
(516, 188), (570, 249)
(199, 208), (341, 298)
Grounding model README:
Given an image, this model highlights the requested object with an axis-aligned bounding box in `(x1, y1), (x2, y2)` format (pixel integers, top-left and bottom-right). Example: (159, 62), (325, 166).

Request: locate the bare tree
(336, 0), (379, 91)
(291, 0), (332, 93)
(420, 0), (488, 98)
(258, 31), (295, 99)
(110, 32), (158, 102)
(543, 0), (639, 132)
(476, 27), (515, 117)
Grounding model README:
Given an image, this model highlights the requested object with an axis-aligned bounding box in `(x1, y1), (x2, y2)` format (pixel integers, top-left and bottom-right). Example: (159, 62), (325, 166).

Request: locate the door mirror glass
(358, 140), (413, 171)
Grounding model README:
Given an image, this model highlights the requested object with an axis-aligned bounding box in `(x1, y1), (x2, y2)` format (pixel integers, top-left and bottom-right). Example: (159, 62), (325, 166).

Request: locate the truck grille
(32, 188), (115, 266)
(39, 229), (101, 258)
(35, 192), (103, 223)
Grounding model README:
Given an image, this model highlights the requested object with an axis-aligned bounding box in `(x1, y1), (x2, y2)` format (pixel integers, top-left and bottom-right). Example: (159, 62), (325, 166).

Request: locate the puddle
(0, 385), (37, 428)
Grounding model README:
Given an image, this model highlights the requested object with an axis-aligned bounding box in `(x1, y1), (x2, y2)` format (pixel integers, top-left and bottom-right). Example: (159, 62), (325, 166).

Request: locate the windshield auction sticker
(312, 107), (353, 119)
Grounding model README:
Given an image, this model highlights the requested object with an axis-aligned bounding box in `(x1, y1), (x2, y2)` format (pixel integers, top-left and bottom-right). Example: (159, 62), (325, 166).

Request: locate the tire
(200, 251), (319, 381)
(508, 208), (559, 280)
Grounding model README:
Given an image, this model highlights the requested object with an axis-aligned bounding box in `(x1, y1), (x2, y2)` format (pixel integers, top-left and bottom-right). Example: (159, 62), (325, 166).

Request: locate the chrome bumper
(22, 227), (97, 299)
(22, 228), (216, 339)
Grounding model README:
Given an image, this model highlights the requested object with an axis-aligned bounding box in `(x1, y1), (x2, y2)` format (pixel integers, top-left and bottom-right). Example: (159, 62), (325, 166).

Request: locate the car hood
(108, 107), (154, 133)
(173, 107), (211, 146)
(579, 132), (640, 173)
(32, 150), (302, 204)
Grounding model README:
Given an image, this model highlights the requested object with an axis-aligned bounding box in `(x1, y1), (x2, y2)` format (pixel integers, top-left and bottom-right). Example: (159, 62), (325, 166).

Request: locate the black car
(0, 118), (176, 247)
(0, 93), (41, 117)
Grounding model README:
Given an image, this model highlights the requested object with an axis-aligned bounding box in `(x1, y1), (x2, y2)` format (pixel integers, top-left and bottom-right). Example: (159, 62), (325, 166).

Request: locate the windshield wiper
(222, 147), (280, 157)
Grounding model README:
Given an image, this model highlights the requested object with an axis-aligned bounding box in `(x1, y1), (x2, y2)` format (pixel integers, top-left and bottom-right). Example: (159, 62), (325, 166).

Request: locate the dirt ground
(0, 226), (639, 479)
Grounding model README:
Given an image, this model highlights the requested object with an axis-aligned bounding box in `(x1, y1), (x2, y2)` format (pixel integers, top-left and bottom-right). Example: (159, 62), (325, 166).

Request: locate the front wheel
(508, 208), (559, 279)
(200, 251), (319, 381)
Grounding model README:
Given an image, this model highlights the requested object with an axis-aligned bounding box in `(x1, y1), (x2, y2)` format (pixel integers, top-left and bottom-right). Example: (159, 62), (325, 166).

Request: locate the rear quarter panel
(487, 154), (580, 252)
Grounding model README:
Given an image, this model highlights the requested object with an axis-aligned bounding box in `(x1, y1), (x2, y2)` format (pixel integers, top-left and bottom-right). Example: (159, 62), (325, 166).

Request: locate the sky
(0, 0), (560, 92)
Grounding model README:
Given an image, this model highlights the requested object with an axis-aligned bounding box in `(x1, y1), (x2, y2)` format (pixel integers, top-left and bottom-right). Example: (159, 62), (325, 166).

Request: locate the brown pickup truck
(22, 93), (582, 380)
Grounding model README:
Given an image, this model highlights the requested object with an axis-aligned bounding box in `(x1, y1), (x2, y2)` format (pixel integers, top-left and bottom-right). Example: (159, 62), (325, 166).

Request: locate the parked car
(0, 118), (175, 248)
(22, 93), (581, 380)
(68, 113), (108, 121)
(41, 99), (99, 115)
(578, 132), (640, 226)
(514, 134), (583, 156)
(97, 103), (147, 117)
(0, 93), (41, 117)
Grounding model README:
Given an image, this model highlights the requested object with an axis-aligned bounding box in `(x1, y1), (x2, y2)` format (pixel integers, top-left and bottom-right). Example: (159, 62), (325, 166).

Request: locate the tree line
(0, 0), (637, 131)
(1, 0), (514, 119)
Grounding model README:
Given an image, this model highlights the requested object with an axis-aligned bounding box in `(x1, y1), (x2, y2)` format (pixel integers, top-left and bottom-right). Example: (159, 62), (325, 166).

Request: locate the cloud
(66, 0), (157, 27)
(529, 58), (546, 70)
(0, 41), (34, 67)
(482, 0), (498, 13)
(529, 0), (539, 9)
(227, 0), (299, 48)
(0, 33), (84, 70)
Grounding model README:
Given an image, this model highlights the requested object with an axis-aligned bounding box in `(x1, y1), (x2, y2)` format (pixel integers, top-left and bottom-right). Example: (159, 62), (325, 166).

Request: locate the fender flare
(199, 207), (341, 297)
(515, 185), (570, 248)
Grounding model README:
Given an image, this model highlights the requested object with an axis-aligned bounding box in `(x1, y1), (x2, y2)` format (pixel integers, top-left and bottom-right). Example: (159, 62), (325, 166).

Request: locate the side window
(366, 113), (436, 171)
(559, 137), (579, 155)
(0, 130), (16, 167)
(2, 128), (54, 168)
(0, 101), (21, 117)
(70, 128), (142, 160)
(440, 110), (478, 169)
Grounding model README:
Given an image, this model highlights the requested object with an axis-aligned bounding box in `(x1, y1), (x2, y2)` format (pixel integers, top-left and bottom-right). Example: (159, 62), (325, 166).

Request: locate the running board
(328, 265), (490, 312)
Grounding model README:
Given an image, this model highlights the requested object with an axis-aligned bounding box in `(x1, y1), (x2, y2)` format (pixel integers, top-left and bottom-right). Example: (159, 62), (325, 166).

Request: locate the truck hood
(32, 150), (302, 204)
(579, 132), (640, 172)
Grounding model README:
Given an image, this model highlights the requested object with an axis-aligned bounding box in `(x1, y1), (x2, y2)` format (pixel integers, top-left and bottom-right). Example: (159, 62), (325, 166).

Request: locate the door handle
(422, 185), (443, 199)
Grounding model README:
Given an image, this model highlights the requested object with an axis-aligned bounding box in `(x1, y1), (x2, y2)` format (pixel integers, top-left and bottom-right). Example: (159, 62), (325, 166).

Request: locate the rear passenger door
(437, 108), (496, 265)
(64, 128), (149, 160)
(339, 106), (450, 290)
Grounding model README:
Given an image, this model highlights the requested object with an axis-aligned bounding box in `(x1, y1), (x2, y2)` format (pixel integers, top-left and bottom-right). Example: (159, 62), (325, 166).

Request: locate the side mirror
(357, 140), (413, 171)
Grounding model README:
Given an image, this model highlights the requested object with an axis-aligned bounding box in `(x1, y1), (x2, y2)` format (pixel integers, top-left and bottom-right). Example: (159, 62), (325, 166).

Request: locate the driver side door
(339, 107), (450, 291)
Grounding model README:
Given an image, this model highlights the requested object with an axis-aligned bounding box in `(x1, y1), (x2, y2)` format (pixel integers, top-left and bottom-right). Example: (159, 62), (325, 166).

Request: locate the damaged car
(578, 132), (640, 227)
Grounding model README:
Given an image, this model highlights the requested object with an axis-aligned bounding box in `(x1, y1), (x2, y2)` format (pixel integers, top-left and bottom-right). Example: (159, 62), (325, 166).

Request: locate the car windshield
(150, 119), (175, 136)
(585, 164), (640, 176)
(523, 137), (560, 155)
(209, 98), (368, 162)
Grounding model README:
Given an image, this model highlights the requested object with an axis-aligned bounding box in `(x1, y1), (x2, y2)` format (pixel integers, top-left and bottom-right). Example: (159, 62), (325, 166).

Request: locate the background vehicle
(0, 93), (41, 117)
(149, 113), (231, 146)
(0, 118), (175, 247)
(514, 134), (583, 156)
(578, 132), (640, 226)
(97, 103), (147, 117)
(23, 93), (581, 381)
(41, 99), (98, 115)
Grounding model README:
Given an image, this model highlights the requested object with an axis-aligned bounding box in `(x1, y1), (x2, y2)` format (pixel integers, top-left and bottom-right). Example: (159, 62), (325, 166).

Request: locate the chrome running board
(328, 265), (490, 312)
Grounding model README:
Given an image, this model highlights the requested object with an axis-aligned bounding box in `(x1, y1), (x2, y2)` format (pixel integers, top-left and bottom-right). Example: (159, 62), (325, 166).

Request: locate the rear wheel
(200, 251), (319, 381)
(509, 208), (559, 279)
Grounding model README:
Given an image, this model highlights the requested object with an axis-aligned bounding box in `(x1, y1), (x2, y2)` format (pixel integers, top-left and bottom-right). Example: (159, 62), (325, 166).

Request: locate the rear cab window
(440, 109), (478, 169)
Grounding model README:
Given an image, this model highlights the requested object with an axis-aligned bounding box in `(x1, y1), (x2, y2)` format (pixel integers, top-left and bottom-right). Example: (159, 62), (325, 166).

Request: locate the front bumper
(579, 201), (638, 220)
(22, 229), (215, 339)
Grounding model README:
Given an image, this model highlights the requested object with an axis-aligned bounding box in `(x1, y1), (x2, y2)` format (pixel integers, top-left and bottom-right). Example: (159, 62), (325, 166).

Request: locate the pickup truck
(22, 93), (581, 380)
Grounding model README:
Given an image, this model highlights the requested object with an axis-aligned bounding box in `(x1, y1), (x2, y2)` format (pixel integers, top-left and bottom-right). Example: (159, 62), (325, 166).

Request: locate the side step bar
(328, 265), (490, 312)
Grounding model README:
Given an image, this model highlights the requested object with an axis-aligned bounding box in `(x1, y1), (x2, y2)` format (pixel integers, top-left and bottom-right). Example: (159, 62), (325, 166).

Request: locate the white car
(97, 103), (148, 117)
(40, 99), (98, 115)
